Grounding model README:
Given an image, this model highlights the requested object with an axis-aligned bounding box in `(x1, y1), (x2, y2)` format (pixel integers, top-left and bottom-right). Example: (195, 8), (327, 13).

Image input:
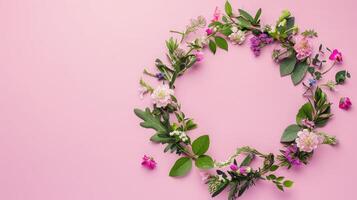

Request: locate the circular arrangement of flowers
(134, 1), (352, 199)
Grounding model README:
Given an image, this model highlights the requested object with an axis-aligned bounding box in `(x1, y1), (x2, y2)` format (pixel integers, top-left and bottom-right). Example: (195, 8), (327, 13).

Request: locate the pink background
(0, 0), (356, 199)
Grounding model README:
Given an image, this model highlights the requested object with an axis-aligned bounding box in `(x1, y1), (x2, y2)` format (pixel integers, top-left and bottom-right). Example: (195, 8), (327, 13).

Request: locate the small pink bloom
(206, 28), (214, 35)
(294, 37), (313, 60)
(212, 7), (221, 22)
(194, 51), (204, 62)
(301, 119), (315, 129)
(339, 97), (352, 110)
(141, 155), (157, 170)
(329, 49), (343, 63)
(230, 164), (239, 171)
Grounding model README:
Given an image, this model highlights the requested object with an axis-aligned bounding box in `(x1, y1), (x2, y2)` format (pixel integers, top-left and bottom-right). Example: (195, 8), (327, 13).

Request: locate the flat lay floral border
(135, 1), (352, 199)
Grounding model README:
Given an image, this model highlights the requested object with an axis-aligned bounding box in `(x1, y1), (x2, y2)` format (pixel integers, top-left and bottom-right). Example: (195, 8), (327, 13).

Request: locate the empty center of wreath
(174, 47), (301, 152)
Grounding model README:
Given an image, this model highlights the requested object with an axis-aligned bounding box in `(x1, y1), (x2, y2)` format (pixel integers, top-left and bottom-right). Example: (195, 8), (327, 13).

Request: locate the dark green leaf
(150, 133), (174, 143)
(335, 70), (350, 84)
(169, 157), (192, 177)
(291, 61), (309, 85)
(192, 135), (210, 156)
(281, 124), (301, 142)
(211, 180), (229, 197)
(215, 36), (228, 51)
(270, 165), (279, 172)
(195, 155), (214, 169)
(280, 56), (297, 76)
(134, 108), (167, 133)
(209, 40), (217, 54)
(296, 102), (313, 125)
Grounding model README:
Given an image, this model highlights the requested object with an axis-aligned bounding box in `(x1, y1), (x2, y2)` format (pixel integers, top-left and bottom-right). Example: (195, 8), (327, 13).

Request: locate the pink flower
(141, 155), (157, 170)
(194, 51), (204, 62)
(339, 97), (352, 110)
(295, 129), (323, 152)
(294, 37), (313, 60)
(212, 7), (221, 22)
(206, 28), (214, 35)
(329, 49), (343, 63)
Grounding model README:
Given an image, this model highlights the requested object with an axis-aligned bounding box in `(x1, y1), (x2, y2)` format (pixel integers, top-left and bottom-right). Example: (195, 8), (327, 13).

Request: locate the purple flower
(141, 155), (157, 170)
(308, 78), (317, 87)
(155, 73), (165, 81)
(283, 144), (301, 166)
(339, 97), (352, 110)
(329, 49), (343, 63)
(249, 33), (274, 56)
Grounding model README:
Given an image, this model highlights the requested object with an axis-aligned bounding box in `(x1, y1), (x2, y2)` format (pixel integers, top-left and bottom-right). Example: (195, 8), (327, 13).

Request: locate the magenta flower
(194, 51), (204, 62)
(283, 144), (301, 166)
(294, 37), (313, 60)
(141, 155), (157, 170)
(212, 7), (221, 22)
(339, 97), (352, 110)
(230, 164), (239, 171)
(206, 28), (214, 35)
(329, 49), (343, 63)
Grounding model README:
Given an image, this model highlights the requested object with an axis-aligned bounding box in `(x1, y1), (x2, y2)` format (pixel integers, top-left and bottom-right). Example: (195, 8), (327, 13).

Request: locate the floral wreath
(134, 1), (352, 199)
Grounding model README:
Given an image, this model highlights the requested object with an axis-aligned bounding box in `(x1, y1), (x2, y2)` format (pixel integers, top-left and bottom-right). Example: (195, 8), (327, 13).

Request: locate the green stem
(321, 62), (336, 75)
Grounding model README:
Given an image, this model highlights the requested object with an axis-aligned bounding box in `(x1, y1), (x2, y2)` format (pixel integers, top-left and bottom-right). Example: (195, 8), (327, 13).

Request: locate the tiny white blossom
(151, 84), (174, 108)
(228, 28), (246, 45)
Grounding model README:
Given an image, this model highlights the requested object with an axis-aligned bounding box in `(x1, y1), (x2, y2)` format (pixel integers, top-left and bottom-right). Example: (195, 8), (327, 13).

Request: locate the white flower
(295, 129), (324, 152)
(193, 36), (209, 48)
(151, 84), (174, 108)
(169, 130), (188, 142)
(228, 27), (246, 45)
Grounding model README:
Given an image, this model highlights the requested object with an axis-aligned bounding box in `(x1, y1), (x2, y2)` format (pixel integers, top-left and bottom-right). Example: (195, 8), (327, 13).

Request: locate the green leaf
(215, 36), (228, 51)
(225, 1), (233, 16)
(280, 56), (297, 76)
(195, 155), (214, 169)
(335, 70), (350, 84)
(277, 184), (284, 191)
(240, 153), (254, 166)
(211, 180), (229, 197)
(270, 165), (279, 172)
(296, 102), (313, 125)
(237, 17), (251, 29)
(134, 108), (167, 133)
(280, 124), (301, 142)
(253, 8), (262, 23)
(150, 133), (174, 143)
(169, 157), (192, 177)
(291, 61), (309, 85)
(209, 40), (217, 54)
(283, 180), (294, 187)
(192, 135), (210, 156)
(238, 9), (254, 22)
